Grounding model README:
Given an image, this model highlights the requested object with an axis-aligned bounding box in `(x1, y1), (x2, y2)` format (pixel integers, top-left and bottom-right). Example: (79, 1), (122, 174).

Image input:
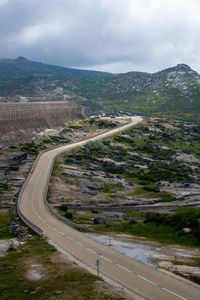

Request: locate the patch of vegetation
(20, 142), (38, 154)
(0, 236), (123, 300)
(64, 211), (74, 220)
(51, 162), (60, 177)
(89, 208), (200, 247)
(84, 141), (109, 153)
(43, 139), (52, 144)
(102, 183), (124, 194)
(57, 205), (74, 220)
(69, 124), (83, 129)
(132, 187), (176, 202)
(59, 204), (69, 212)
(0, 209), (14, 239)
(143, 208), (200, 237)
(0, 185), (13, 195)
(114, 134), (136, 146)
(8, 145), (18, 150)
(89, 119), (117, 129)
(46, 189), (52, 203)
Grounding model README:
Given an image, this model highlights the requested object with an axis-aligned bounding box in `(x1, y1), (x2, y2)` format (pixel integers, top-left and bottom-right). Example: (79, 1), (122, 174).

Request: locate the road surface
(19, 117), (200, 300)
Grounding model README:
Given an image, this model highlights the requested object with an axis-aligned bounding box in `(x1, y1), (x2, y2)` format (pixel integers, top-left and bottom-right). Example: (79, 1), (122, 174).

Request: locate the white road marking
(85, 247), (96, 254)
(76, 241), (84, 247)
(26, 119), (196, 300)
(162, 288), (188, 300)
(65, 235), (73, 241)
(99, 255), (112, 263)
(116, 264), (132, 273)
(137, 275), (158, 286)
(52, 227), (59, 233)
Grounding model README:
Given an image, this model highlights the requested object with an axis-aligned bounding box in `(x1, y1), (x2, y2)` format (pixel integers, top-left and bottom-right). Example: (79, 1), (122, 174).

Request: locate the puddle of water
(85, 233), (161, 268)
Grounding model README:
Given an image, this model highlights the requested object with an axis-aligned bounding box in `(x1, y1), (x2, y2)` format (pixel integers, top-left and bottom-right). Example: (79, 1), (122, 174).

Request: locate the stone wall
(0, 102), (85, 146)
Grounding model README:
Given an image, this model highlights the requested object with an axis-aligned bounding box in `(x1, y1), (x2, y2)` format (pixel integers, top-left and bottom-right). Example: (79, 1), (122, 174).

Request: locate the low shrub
(60, 204), (69, 212)
(64, 212), (73, 220)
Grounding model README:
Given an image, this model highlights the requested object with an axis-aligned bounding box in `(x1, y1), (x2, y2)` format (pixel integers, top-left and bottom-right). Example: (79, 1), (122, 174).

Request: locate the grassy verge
(0, 237), (124, 300)
(83, 208), (200, 248)
(89, 222), (200, 247)
(0, 211), (124, 300)
(0, 209), (14, 239)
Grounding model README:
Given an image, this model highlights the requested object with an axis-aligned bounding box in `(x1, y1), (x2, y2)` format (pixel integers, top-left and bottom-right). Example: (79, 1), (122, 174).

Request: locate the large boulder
(80, 178), (99, 195)
(104, 212), (125, 221)
(9, 152), (27, 171)
(0, 170), (7, 187)
(93, 217), (106, 225)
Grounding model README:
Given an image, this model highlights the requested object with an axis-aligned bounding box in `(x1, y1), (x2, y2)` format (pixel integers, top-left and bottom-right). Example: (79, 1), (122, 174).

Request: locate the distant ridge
(0, 58), (200, 120)
(0, 57), (112, 80)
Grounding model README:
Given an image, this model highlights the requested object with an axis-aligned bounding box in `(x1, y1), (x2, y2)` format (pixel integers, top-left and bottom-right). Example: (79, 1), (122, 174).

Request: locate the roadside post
(96, 259), (101, 277)
(108, 234), (112, 246)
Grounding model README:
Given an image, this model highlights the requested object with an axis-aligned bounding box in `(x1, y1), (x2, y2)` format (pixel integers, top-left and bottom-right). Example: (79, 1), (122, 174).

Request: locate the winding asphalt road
(19, 117), (200, 300)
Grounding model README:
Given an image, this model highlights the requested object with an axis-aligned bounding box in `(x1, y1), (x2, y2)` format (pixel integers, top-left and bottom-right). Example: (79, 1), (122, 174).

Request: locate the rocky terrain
(45, 117), (200, 283)
(0, 115), (200, 288)
(49, 117), (200, 210)
(0, 118), (136, 300)
(0, 117), (120, 209)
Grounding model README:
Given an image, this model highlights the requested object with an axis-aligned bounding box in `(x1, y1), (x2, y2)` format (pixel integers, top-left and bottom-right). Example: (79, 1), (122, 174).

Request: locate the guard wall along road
(18, 116), (200, 300)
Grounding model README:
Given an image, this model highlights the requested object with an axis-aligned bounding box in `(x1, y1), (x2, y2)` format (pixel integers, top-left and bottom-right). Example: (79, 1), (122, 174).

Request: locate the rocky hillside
(74, 64), (200, 116)
(0, 58), (200, 119)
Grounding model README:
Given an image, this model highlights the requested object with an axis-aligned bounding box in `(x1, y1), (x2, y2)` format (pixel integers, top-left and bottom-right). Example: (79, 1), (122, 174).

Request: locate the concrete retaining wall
(0, 102), (85, 146)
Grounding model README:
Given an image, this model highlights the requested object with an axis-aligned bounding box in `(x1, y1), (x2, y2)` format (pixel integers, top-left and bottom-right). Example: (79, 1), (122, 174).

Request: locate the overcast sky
(0, 0), (200, 73)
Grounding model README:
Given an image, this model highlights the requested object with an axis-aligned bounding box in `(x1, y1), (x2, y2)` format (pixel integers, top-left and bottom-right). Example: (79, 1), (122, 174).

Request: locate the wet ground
(85, 233), (200, 280)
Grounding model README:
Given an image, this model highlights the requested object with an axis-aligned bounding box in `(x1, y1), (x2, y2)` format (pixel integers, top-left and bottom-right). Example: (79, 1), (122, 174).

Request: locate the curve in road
(19, 117), (200, 300)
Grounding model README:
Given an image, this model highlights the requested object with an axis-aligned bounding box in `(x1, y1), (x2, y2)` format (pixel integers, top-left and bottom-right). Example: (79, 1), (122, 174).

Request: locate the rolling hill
(0, 56), (111, 80)
(0, 57), (200, 120)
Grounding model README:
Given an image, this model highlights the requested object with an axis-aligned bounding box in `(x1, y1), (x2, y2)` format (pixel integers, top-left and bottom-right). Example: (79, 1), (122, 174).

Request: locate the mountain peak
(16, 56), (27, 61)
(176, 64), (191, 71)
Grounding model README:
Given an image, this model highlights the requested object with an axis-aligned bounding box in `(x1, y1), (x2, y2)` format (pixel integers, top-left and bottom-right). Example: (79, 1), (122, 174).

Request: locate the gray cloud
(0, 0), (200, 73)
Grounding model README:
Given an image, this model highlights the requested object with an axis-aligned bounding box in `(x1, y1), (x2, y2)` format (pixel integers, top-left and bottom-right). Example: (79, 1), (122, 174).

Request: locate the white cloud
(17, 22), (62, 46)
(0, 0), (10, 7)
(0, 0), (200, 73)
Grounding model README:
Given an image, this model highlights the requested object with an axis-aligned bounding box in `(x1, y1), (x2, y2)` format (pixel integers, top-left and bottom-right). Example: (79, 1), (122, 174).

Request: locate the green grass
(46, 189), (52, 202)
(69, 125), (82, 129)
(132, 187), (176, 202)
(129, 223), (200, 246)
(0, 236), (124, 300)
(0, 210), (13, 239)
(51, 161), (60, 177)
(102, 183), (124, 193)
(20, 142), (39, 154)
(91, 222), (200, 247)
(87, 208), (200, 247)
(0, 210), (123, 299)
